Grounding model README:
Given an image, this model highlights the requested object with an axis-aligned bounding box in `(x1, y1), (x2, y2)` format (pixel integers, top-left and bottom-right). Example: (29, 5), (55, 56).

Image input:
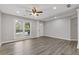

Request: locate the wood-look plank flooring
(0, 37), (79, 55)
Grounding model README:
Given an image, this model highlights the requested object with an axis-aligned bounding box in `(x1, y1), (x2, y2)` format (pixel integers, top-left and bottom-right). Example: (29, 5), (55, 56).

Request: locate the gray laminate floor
(0, 37), (79, 55)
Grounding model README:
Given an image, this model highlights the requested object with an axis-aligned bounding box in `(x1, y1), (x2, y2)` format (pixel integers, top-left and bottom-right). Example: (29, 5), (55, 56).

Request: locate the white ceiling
(0, 4), (78, 21)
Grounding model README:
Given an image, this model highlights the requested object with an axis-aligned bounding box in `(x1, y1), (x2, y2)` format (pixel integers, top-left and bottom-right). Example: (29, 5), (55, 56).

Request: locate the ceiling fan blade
(32, 7), (37, 13)
(36, 14), (39, 16)
(36, 11), (43, 13)
(29, 14), (32, 15)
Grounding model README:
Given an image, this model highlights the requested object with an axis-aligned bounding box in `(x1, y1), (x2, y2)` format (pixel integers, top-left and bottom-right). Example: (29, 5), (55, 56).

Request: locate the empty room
(0, 4), (79, 55)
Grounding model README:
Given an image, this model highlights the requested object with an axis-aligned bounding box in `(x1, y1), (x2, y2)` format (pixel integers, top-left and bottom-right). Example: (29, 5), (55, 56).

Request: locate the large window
(16, 20), (30, 35)
(16, 20), (23, 33)
(24, 22), (30, 35)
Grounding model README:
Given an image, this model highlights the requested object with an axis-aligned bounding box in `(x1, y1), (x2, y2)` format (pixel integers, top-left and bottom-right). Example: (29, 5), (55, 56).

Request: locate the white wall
(70, 17), (78, 41)
(1, 14), (15, 43)
(1, 13), (43, 43)
(39, 21), (44, 36)
(0, 12), (1, 45)
(1, 12), (77, 44)
(77, 9), (79, 48)
(44, 18), (70, 40)
(36, 21), (44, 37)
(36, 21), (40, 37)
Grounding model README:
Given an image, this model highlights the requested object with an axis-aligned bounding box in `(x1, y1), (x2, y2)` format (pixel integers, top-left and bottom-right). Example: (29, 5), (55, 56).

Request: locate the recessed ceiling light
(54, 17), (57, 18)
(53, 7), (57, 9)
(16, 11), (20, 14)
(16, 20), (18, 22)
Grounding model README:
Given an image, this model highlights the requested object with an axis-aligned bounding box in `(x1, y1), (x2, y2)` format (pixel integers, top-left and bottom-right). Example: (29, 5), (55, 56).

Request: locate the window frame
(15, 20), (30, 36)
(23, 22), (30, 36)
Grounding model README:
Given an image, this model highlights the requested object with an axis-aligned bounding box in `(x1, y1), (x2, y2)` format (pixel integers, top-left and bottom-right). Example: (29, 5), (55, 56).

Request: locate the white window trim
(15, 20), (31, 36)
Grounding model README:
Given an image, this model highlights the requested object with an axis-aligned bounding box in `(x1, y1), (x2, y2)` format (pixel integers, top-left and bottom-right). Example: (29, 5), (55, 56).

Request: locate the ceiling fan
(26, 7), (43, 16)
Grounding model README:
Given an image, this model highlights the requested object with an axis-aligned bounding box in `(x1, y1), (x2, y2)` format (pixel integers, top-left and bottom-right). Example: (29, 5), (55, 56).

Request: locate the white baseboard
(1, 36), (78, 45)
(70, 39), (78, 41)
(77, 44), (79, 49)
(45, 36), (78, 41)
(1, 39), (27, 44)
(77, 46), (79, 49)
(1, 36), (40, 44)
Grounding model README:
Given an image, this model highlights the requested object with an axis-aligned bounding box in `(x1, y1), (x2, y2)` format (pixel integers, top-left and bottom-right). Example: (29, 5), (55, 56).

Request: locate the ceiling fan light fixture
(32, 13), (37, 16)
(29, 6), (43, 16)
